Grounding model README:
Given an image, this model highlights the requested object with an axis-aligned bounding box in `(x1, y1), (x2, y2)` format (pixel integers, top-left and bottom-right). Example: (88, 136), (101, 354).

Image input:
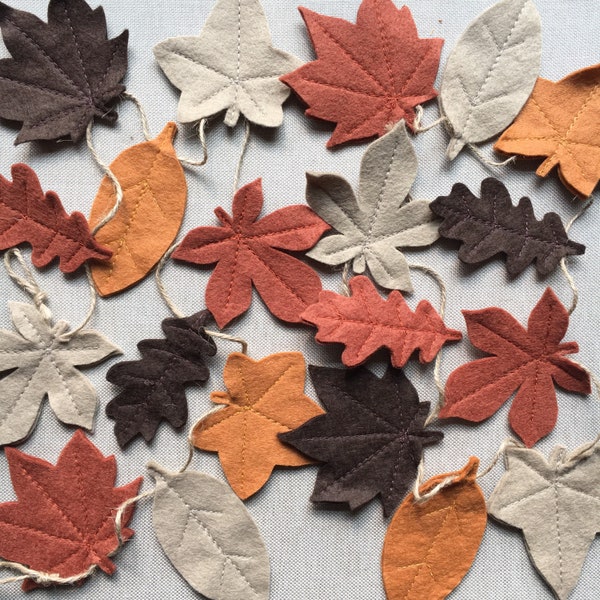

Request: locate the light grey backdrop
(0, 1), (598, 598)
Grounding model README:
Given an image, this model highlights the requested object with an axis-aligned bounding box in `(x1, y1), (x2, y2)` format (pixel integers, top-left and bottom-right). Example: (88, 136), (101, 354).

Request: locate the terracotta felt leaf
(282, 0), (443, 147)
(0, 163), (111, 273)
(279, 366), (443, 516)
(302, 276), (461, 368)
(89, 122), (187, 296)
(488, 442), (600, 600)
(106, 311), (217, 448)
(382, 457), (487, 600)
(0, 0), (128, 144)
(439, 288), (591, 447)
(430, 178), (585, 277)
(440, 0), (541, 159)
(0, 430), (141, 590)
(306, 121), (439, 292)
(495, 64), (600, 198)
(173, 178), (329, 328)
(153, 0), (301, 128)
(0, 302), (120, 446)
(192, 352), (324, 500)
(148, 463), (270, 600)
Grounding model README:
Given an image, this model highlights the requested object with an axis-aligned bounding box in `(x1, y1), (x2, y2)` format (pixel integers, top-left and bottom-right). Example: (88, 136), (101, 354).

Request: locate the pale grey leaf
(440, 0), (542, 159)
(149, 463), (270, 600)
(9, 302), (52, 346)
(55, 330), (121, 365)
(364, 245), (412, 292)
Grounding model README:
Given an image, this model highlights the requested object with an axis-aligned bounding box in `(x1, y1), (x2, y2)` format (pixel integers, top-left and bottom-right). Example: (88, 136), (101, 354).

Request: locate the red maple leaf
(301, 275), (461, 367)
(0, 164), (112, 273)
(173, 178), (330, 328)
(0, 430), (142, 589)
(439, 288), (591, 447)
(282, 0), (443, 147)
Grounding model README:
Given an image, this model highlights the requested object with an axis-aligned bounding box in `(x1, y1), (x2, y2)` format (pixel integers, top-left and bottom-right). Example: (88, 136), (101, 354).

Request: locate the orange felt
(89, 122), (187, 296)
(192, 352), (324, 500)
(382, 457), (487, 600)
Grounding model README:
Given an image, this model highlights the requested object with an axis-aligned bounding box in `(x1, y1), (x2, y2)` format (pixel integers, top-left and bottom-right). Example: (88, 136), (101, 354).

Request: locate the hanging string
(561, 196), (594, 315)
(467, 142), (516, 169)
(113, 489), (156, 545)
(340, 261), (352, 296)
(121, 91), (152, 141)
(233, 118), (251, 193)
(412, 105), (448, 133)
(178, 118), (210, 167)
(178, 405), (224, 474)
(56, 265), (98, 342)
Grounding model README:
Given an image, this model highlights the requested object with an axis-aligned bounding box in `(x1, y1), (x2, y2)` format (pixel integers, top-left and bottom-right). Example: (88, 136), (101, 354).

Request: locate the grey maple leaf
(0, 302), (121, 445)
(488, 442), (600, 599)
(153, 0), (302, 128)
(306, 120), (440, 292)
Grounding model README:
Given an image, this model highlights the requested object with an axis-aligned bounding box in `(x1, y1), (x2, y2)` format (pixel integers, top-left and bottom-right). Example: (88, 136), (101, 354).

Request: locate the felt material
(281, 1), (443, 147)
(106, 311), (217, 448)
(301, 275), (462, 368)
(0, 302), (121, 446)
(488, 442), (600, 600)
(148, 462), (270, 600)
(0, 0), (128, 144)
(306, 121), (439, 292)
(439, 288), (591, 447)
(0, 163), (112, 273)
(440, 0), (541, 159)
(192, 352), (324, 500)
(89, 123), (187, 297)
(173, 178), (329, 328)
(382, 458), (487, 600)
(430, 178), (585, 277)
(279, 366), (443, 517)
(495, 64), (600, 198)
(0, 430), (141, 590)
(153, 0), (301, 128)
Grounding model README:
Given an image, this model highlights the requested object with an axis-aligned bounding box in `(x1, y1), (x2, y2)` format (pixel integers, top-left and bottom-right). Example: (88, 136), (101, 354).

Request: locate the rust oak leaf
(439, 288), (591, 447)
(173, 178), (330, 328)
(106, 311), (217, 448)
(0, 430), (142, 590)
(302, 276), (461, 368)
(280, 365), (443, 516)
(0, 0), (128, 144)
(282, 0), (443, 147)
(0, 163), (111, 273)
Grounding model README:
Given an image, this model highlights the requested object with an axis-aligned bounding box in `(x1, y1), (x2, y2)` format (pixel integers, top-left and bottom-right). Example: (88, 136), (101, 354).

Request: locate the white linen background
(0, 0), (598, 598)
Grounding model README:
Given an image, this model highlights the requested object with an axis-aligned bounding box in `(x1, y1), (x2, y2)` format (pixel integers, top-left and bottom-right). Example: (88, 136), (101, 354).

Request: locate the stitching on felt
(298, 432), (396, 443)
(398, 42), (435, 97)
(234, 0), (242, 112)
(480, 21), (502, 51)
(501, 136), (600, 150)
(0, 518), (80, 545)
(14, 309), (45, 346)
(62, 3), (92, 98)
(240, 412), (247, 495)
(0, 76), (85, 103)
(47, 353), (84, 418)
(28, 104), (87, 130)
(164, 49), (234, 82)
(222, 241), (243, 318)
(92, 38), (122, 96)
(564, 83), (600, 141)
(553, 476), (564, 586)
(296, 78), (385, 99)
(341, 102), (390, 140)
(374, 0), (396, 93)
(335, 387), (399, 433)
(250, 363), (295, 411)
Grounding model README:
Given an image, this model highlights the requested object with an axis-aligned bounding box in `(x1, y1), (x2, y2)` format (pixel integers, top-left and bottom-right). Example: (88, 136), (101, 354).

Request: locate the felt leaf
(0, 163), (111, 273)
(382, 457), (487, 600)
(306, 121), (439, 292)
(439, 288), (591, 447)
(279, 365), (443, 516)
(430, 178), (585, 277)
(89, 122), (187, 296)
(302, 276), (461, 368)
(0, 302), (120, 446)
(440, 0), (541, 159)
(192, 352), (324, 500)
(0, 0), (128, 144)
(173, 178), (329, 328)
(153, 0), (301, 128)
(106, 311), (217, 448)
(0, 430), (141, 590)
(488, 442), (600, 600)
(148, 462), (270, 600)
(281, 0), (443, 147)
(495, 64), (600, 198)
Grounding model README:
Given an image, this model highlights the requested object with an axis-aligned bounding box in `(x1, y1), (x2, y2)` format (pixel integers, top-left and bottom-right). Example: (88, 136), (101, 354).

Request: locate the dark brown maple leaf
(430, 178), (585, 276)
(0, 430), (141, 589)
(0, 0), (128, 144)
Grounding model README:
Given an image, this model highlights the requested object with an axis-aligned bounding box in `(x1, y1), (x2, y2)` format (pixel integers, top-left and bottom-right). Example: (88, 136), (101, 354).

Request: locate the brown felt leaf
(382, 457), (487, 600)
(495, 64), (600, 198)
(89, 122), (187, 296)
(192, 352), (324, 500)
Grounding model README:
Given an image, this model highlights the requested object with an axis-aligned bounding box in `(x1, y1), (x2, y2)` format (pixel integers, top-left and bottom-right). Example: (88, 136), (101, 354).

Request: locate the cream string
(412, 105), (448, 133)
(233, 118), (251, 193)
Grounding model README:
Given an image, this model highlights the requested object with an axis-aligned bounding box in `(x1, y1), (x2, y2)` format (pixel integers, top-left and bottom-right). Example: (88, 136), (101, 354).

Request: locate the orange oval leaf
(382, 457), (486, 600)
(89, 122), (187, 296)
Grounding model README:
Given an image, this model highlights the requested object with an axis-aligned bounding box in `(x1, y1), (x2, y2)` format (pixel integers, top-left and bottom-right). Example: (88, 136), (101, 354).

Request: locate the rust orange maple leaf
(282, 0), (443, 147)
(192, 352), (324, 500)
(495, 64), (600, 198)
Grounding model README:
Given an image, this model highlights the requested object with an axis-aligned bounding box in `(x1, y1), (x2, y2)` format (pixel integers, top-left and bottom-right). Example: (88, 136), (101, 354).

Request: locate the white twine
(57, 264), (97, 342)
(121, 91), (152, 141)
(178, 405), (224, 474)
(233, 118), (251, 193)
(179, 118), (209, 167)
(340, 261), (352, 296)
(468, 142), (516, 168)
(412, 105), (448, 133)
